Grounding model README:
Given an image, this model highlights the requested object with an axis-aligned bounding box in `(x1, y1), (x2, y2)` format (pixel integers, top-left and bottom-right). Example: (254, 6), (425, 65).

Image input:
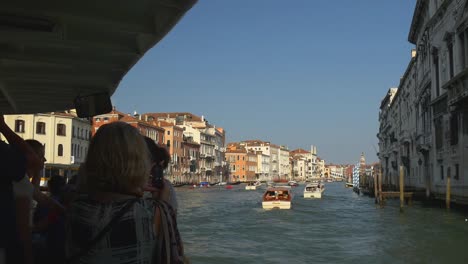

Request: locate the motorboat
(345, 182), (354, 188)
(262, 186), (293, 209)
(254, 181), (262, 187)
(288, 180), (299, 187)
(245, 182), (257, 190)
(304, 181), (325, 198)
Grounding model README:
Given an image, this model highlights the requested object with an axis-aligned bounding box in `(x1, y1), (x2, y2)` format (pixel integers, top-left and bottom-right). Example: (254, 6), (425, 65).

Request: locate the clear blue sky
(112, 0), (417, 164)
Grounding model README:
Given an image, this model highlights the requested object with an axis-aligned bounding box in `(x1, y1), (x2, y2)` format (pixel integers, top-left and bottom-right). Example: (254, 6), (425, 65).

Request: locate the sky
(112, 0), (417, 165)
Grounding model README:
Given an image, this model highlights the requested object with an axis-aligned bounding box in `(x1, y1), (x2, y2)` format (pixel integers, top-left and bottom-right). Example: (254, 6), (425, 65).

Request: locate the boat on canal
(245, 182), (257, 190)
(262, 186), (293, 209)
(304, 181), (325, 198)
(288, 180), (299, 187)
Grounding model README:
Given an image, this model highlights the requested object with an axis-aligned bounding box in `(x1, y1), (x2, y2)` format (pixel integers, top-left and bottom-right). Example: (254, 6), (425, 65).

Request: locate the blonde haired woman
(66, 122), (186, 263)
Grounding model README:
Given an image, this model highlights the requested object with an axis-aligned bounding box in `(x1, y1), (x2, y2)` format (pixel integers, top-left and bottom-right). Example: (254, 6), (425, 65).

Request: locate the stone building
(378, 0), (468, 203)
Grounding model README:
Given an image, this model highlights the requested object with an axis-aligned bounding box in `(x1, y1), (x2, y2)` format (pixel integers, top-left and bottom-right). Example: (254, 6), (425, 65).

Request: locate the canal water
(176, 182), (468, 264)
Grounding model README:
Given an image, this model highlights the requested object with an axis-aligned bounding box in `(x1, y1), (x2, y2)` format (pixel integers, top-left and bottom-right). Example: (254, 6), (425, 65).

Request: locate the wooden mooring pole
(446, 175), (451, 210)
(399, 166), (404, 213)
(379, 168), (383, 207)
(374, 169), (379, 204)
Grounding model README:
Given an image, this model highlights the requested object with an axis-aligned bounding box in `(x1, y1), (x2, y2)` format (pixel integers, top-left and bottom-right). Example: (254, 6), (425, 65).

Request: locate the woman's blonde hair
(83, 122), (150, 194)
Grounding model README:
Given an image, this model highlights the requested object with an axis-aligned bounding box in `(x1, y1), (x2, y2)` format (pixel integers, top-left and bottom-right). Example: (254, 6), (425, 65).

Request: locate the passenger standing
(0, 115), (42, 264)
(143, 136), (179, 214)
(66, 122), (188, 263)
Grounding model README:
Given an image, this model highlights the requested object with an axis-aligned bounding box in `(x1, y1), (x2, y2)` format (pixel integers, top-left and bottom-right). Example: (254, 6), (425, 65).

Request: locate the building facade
(378, 0), (468, 203)
(2, 111), (90, 176)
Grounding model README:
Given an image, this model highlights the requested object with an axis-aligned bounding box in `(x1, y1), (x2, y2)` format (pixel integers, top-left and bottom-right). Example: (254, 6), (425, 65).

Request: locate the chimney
(201, 115), (204, 122)
(411, 49), (416, 58)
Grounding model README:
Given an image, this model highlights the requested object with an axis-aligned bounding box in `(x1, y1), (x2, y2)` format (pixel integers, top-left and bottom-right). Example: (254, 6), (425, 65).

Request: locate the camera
(151, 164), (165, 189)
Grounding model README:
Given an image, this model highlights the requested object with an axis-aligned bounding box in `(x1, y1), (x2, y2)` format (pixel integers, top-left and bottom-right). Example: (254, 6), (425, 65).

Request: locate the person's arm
(15, 197), (33, 264)
(33, 188), (66, 214)
(0, 115), (42, 173)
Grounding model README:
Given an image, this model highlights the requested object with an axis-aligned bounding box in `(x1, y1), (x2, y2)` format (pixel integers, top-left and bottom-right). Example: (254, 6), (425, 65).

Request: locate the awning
(0, 0), (197, 114)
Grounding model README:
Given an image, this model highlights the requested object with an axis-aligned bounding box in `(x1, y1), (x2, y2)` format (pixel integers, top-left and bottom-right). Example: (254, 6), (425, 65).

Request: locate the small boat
(217, 182), (227, 186)
(254, 181), (262, 187)
(245, 182), (257, 190)
(288, 180), (299, 187)
(262, 186), (293, 209)
(345, 182), (354, 188)
(304, 182), (325, 198)
(266, 181), (275, 187)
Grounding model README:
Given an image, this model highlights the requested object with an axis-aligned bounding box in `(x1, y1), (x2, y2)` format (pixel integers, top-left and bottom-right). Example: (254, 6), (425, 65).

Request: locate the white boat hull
(262, 200), (291, 209)
(245, 185), (256, 190)
(304, 189), (324, 199)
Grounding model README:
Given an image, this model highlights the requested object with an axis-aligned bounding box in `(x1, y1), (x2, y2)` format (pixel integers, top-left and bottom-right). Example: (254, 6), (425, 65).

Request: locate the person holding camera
(143, 137), (178, 214)
(65, 122), (188, 263)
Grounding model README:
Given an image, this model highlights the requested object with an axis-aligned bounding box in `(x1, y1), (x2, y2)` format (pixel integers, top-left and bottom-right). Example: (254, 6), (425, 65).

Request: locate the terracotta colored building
(226, 143), (257, 182)
(154, 120), (185, 181)
(91, 108), (165, 145)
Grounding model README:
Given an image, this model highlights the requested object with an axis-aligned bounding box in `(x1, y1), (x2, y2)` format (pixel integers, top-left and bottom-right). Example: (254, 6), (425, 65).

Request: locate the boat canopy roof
(0, 0), (196, 114)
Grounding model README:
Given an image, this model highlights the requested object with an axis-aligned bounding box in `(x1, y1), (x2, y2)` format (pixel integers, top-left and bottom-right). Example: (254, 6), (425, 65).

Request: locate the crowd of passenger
(1, 116), (187, 264)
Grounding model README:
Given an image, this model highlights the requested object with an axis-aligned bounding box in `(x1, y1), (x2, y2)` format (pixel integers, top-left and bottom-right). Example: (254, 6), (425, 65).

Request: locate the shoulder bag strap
(66, 198), (138, 263)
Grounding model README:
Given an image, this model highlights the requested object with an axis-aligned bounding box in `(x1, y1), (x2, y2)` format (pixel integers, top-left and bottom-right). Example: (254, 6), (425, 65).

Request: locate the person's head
(25, 139), (46, 169)
(144, 136), (170, 169)
(68, 174), (78, 185)
(48, 175), (66, 196)
(83, 122), (150, 194)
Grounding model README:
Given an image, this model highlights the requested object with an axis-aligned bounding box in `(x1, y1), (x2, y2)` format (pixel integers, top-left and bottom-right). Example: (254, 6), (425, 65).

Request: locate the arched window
(57, 124), (66, 136)
(58, 144), (63, 156)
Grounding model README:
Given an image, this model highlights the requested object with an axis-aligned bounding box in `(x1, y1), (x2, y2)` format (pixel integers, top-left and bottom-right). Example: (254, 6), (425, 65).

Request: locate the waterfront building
(279, 145), (291, 179)
(2, 110), (90, 177)
(269, 144), (280, 180)
(182, 135), (201, 184)
(92, 109), (165, 145)
(378, 0), (468, 203)
(317, 158), (325, 178)
(143, 112), (227, 183)
(226, 143), (257, 182)
(240, 140), (273, 181)
(154, 120), (185, 182)
(289, 146), (319, 180)
(290, 149), (310, 181)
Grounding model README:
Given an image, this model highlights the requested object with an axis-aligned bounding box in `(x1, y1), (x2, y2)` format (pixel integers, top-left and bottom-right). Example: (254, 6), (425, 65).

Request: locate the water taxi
(304, 182), (325, 198)
(262, 186), (293, 209)
(288, 180), (299, 187)
(245, 182), (257, 190)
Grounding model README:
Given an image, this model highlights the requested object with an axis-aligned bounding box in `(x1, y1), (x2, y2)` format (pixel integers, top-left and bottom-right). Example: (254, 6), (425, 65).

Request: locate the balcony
(443, 68), (468, 106)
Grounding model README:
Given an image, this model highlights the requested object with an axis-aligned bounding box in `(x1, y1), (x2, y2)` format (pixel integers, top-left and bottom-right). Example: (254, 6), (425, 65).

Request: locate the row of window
(15, 120), (90, 141)
(71, 143), (87, 159)
(73, 127), (90, 140)
(95, 117), (109, 122)
(167, 130), (182, 137)
(440, 164), (460, 181)
(15, 120), (67, 136)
